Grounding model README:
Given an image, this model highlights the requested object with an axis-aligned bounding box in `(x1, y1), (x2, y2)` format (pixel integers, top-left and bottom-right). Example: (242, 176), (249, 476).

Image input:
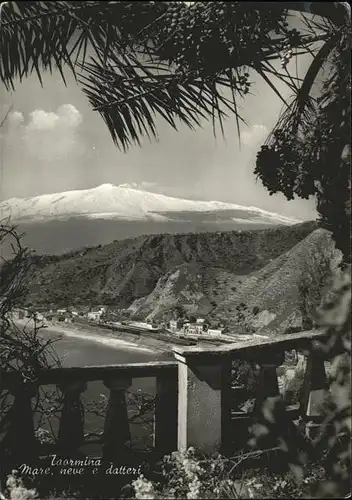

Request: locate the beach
(12, 318), (168, 453)
(13, 318), (168, 366)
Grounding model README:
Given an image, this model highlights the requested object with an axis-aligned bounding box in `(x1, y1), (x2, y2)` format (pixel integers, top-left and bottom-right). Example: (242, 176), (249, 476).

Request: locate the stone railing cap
(172, 329), (327, 359)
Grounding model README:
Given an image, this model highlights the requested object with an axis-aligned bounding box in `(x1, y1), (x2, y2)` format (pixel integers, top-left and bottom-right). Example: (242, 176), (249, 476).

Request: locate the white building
(182, 322), (190, 334)
(183, 323), (198, 335)
(207, 328), (223, 337)
(87, 311), (101, 321)
(129, 321), (153, 329)
(170, 320), (178, 333)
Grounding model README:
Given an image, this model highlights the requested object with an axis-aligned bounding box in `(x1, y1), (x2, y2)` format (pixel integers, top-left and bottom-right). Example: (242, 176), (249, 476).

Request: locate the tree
(0, 221), (62, 479)
(250, 268), (351, 498)
(175, 305), (186, 319)
(0, 2), (333, 148)
(255, 13), (351, 263)
(188, 315), (197, 324)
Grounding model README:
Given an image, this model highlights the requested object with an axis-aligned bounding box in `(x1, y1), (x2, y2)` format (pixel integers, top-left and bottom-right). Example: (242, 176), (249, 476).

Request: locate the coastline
(13, 318), (161, 354)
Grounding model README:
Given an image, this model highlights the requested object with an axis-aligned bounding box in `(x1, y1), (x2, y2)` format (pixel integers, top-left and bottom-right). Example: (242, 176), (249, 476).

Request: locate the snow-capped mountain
(0, 184), (308, 255)
(0, 183), (301, 226)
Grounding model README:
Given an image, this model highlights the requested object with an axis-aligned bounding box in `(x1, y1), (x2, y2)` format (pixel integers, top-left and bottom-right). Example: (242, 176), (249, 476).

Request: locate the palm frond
(0, 1), (333, 149)
(266, 27), (344, 145)
(0, 1), (143, 89)
(78, 51), (238, 150)
(292, 30), (341, 128)
(0, 104), (13, 129)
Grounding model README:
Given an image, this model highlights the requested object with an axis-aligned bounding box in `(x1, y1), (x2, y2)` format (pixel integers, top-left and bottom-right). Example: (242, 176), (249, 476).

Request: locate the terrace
(0, 329), (343, 474)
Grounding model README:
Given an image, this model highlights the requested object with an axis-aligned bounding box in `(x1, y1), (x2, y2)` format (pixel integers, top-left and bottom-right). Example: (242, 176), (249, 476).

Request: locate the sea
(36, 326), (172, 455)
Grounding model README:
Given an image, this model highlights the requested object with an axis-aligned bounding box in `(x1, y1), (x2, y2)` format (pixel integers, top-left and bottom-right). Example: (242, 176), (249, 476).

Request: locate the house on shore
(86, 306), (108, 322)
(169, 319), (184, 333)
(87, 311), (101, 322)
(180, 317), (223, 337)
(183, 318), (210, 335)
(207, 328), (223, 337)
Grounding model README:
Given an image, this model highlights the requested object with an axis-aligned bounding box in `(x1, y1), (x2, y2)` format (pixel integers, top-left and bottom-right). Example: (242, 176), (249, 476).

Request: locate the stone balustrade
(0, 329), (341, 466)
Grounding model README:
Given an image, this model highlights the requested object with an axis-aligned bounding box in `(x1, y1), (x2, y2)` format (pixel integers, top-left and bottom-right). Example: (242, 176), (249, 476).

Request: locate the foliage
(255, 15), (351, 262)
(1, 470), (37, 500)
(0, 220), (62, 482)
(298, 251), (332, 329)
(0, 1), (334, 150)
(249, 268), (351, 497)
(126, 446), (334, 499)
(233, 303), (256, 334)
(0, 470), (79, 500)
(232, 359), (260, 393)
(128, 448), (234, 499)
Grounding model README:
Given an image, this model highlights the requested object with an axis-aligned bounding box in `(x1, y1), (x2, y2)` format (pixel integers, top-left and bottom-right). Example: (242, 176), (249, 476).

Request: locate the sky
(0, 12), (319, 221)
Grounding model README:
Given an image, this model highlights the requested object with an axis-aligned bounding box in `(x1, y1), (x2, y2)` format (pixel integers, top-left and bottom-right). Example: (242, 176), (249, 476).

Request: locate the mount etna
(1, 184), (337, 337)
(1, 184), (302, 255)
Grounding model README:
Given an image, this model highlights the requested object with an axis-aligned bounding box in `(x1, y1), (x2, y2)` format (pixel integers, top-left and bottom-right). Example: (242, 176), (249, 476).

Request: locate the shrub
(250, 268), (351, 497)
(127, 447), (331, 499)
(2, 470), (37, 500)
(129, 448), (237, 499)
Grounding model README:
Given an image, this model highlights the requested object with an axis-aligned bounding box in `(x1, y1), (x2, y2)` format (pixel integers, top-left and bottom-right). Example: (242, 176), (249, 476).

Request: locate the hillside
(23, 221), (317, 309)
(3, 217), (304, 257)
(211, 228), (342, 334)
(127, 228), (342, 336)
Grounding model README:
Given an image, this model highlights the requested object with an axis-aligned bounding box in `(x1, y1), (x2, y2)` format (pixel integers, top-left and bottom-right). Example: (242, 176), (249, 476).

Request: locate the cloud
(27, 104), (82, 131)
(241, 124), (268, 146)
(27, 110), (60, 131)
(14, 104), (84, 161)
(8, 111), (25, 127)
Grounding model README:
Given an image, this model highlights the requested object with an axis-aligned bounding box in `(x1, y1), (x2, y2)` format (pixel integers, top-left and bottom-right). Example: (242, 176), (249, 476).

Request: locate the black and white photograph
(0, 2), (350, 499)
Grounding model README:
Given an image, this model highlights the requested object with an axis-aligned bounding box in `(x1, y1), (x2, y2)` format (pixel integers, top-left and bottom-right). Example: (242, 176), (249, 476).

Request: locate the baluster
(251, 351), (285, 450)
(153, 368), (178, 457)
(58, 381), (87, 454)
(300, 350), (329, 439)
(102, 378), (131, 464)
(2, 382), (37, 466)
(254, 351), (284, 413)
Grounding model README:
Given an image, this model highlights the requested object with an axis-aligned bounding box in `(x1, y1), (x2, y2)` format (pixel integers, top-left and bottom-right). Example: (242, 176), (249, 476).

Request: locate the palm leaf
(0, 104), (14, 129)
(272, 29), (343, 140)
(0, 1), (332, 149)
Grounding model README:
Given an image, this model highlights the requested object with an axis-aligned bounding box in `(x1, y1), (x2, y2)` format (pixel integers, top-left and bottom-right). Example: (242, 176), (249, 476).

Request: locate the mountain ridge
(23, 221), (319, 314)
(0, 183), (302, 225)
(126, 227), (341, 337)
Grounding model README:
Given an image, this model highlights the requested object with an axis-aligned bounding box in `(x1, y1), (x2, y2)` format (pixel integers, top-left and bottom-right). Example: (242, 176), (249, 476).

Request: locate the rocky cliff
(23, 222), (317, 311)
(127, 228), (341, 336)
